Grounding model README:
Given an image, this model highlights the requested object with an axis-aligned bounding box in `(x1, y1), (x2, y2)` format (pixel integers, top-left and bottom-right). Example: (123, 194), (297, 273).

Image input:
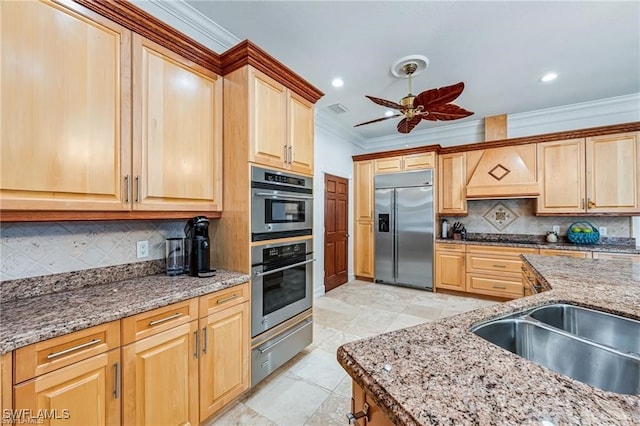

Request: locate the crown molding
(315, 110), (367, 150)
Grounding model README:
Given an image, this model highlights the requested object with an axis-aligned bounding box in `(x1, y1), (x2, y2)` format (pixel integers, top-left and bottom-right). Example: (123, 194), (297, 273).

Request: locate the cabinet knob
(587, 198), (596, 209)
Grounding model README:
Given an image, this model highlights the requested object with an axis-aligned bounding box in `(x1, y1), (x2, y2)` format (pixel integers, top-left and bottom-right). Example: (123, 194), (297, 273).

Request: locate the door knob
(345, 233), (350, 237)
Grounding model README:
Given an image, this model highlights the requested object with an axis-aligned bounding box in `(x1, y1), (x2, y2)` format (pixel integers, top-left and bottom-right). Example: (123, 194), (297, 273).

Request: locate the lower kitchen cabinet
(592, 252), (640, 262)
(122, 321), (199, 426)
(539, 249), (592, 259)
(434, 243), (466, 292)
(351, 381), (393, 426)
(355, 220), (375, 279)
(1, 353), (10, 417)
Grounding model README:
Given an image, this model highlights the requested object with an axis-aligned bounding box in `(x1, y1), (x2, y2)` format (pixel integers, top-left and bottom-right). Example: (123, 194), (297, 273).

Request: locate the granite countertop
(436, 237), (640, 254)
(337, 255), (640, 425)
(0, 268), (249, 355)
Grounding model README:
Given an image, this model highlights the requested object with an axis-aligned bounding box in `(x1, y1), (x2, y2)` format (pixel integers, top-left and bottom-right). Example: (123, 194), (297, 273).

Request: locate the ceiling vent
(327, 103), (349, 114)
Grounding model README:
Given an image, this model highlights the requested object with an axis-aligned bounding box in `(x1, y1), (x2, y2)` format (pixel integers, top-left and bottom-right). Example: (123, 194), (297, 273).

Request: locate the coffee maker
(184, 216), (215, 278)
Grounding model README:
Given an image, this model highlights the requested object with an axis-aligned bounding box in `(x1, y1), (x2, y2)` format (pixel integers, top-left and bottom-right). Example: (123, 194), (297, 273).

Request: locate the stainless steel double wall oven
(250, 166), (314, 386)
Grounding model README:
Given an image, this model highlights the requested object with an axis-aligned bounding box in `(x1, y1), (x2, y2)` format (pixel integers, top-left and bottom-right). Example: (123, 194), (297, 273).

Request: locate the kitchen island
(337, 255), (639, 424)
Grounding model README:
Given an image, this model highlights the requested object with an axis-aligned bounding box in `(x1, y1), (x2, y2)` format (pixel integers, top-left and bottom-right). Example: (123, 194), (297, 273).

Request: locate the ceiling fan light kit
(355, 55), (474, 134)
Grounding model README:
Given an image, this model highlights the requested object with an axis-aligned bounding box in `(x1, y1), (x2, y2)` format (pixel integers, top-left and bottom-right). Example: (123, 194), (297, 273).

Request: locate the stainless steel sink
(472, 314), (640, 395)
(528, 304), (640, 356)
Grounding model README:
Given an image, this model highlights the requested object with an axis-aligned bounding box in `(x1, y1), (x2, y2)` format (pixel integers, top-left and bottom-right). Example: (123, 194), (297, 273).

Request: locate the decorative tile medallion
(482, 201), (519, 231)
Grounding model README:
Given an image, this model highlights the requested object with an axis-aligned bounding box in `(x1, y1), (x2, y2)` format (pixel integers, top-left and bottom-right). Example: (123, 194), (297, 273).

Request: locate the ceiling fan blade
(423, 104), (474, 121)
(365, 95), (403, 110)
(354, 114), (402, 127)
(415, 82), (465, 109)
(397, 116), (422, 134)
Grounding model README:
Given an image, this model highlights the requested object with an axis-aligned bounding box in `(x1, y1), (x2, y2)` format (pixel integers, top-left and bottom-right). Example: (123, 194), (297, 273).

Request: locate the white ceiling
(183, 1), (639, 142)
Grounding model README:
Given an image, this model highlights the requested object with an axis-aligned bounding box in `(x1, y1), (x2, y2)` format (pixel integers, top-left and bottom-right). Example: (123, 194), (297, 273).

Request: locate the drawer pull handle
(492, 264), (507, 268)
(47, 338), (101, 359)
(492, 285), (507, 290)
(194, 329), (199, 359)
(216, 294), (240, 305)
(113, 362), (120, 399)
(149, 312), (183, 326)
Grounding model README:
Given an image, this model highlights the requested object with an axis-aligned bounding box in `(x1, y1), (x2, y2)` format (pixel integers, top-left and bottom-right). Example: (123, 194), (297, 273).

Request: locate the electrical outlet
(136, 240), (149, 259)
(599, 226), (607, 236)
(552, 225), (560, 234)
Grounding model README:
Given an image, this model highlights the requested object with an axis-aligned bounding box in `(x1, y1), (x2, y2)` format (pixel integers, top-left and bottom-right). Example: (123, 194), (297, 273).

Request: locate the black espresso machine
(185, 216), (215, 278)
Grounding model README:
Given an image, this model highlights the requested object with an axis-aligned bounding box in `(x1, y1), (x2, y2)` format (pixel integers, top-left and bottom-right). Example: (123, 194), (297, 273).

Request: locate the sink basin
(528, 304), (640, 355)
(472, 318), (640, 395)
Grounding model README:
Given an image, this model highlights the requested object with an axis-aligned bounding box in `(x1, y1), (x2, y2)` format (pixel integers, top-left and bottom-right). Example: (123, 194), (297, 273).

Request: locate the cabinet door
(403, 152), (435, 171)
(438, 153), (467, 215)
(132, 34), (222, 211)
(249, 69), (287, 170)
(354, 161), (374, 221)
(354, 220), (374, 278)
(199, 302), (249, 420)
(0, 0), (131, 210)
(123, 321), (199, 426)
(374, 157), (402, 174)
(536, 139), (586, 214)
(586, 132), (639, 213)
(435, 248), (465, 291)
(288, 91), (314, 176)
(1, 353), (11, 419)
(14, 349), (120, 426)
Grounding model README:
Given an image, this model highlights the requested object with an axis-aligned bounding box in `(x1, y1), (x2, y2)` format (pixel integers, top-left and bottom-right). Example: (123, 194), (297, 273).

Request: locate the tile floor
(206, 280), (498, 426)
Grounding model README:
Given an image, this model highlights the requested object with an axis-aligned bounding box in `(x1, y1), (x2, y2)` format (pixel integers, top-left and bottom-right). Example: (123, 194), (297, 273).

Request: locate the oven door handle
(254, 258), (316, 277)
(254, 192), (314, 200)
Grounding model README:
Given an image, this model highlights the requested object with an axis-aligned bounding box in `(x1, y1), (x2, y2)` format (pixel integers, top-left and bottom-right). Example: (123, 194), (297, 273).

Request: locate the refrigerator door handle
(392, 189), (398, 280)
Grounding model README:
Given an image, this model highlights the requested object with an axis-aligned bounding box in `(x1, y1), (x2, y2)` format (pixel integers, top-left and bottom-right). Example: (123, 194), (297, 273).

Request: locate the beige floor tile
(385, 312), (428, 332)
(204, 401), (276, 426)
(332, 375), (353, 399)
(287, 347), (348, 391)
(313, 306), (358, 329)
(244, 372), (330, 425)
(309, 322), (339, 349)
(318, 329), (363, 354)
(304, 393), (352, 426)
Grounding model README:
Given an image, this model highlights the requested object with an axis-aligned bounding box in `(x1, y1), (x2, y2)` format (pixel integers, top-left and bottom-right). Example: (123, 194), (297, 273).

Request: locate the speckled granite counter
(337, 255), (640, 425)
(436, 237), (640, 254)
(0, 266), (249, 355)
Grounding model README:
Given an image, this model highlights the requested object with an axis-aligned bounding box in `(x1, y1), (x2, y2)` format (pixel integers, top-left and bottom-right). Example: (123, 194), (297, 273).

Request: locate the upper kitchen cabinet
(374, 152), (435, 174)
(465, 144), (538, 199)
(132, 35), (222, 211)
(537, 132), (639, 214)
(244, 68), (314, 176)
(438, 152), (467, 215)
(0, 0), (131, 211)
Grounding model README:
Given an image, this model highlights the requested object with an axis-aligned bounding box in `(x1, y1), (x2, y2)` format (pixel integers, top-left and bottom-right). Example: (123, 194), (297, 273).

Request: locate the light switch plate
(136, 240), (149, 258)
(599, 227), (607, 236)
(552, 225), (560, 234)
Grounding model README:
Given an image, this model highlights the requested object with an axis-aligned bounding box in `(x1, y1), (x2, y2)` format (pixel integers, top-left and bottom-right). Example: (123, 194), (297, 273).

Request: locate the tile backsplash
(1, 220), (186, 281)
(441, 199), (632, 237)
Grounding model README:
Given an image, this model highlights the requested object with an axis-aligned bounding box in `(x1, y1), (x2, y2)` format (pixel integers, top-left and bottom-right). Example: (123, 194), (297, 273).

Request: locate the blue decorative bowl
(566, 222), (600, 245)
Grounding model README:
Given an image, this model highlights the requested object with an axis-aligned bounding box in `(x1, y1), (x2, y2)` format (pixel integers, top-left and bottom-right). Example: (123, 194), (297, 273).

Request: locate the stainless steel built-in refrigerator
(374, 170), (434, 290)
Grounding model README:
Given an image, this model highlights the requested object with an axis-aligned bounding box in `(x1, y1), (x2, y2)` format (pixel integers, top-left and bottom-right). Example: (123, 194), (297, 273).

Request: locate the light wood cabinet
(1, 353), (11, 419)
(592, 252), (640, 262)
(351, 381), (394, 426)
(247, 68), (314, 176)
(132, 34), (222, 211)
(354, 161), (375, 279)
(0, 0), (131, 211)
(539, 249), (592, 259)
(434, 243), (466, 292)
(374, 152), (435, 174)
(438, 152), (467, 215)
(355, 161), (374, 221)
(537, 133), (639, 214)
(355, 220), (375, 279)
(198, 282), (249, 421)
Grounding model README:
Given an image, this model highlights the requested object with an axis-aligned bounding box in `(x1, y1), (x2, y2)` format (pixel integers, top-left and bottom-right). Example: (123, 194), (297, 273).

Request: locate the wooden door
(434, 245), (466, 292)
(132, 34), (222, 211)
(438, 153), (467, 215)
(324, 174), (349, 291)
(586, 132), (639, 213)
(0, 0), (131, 211)
(354, 221), (374, 279)
(536, 139), (586, 214)
(200, 302), (249, 420)
(122, 321), (199, 426)
(14, 350), (120, 426)
(288, 91), (314, 176)
(249, 69), (287, 170)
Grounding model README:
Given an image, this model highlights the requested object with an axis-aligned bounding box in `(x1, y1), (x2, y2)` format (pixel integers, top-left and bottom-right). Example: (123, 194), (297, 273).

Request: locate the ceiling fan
(354, 62), (474, 134)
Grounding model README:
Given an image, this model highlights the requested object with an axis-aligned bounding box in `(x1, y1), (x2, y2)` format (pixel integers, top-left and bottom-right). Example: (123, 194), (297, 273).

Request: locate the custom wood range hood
(465, 115), (539, 199)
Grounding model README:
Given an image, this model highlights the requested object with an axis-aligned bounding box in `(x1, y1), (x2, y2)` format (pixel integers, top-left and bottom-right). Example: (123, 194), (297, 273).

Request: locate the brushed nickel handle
(581, 198), (585, 209)
(113, 362), (120, 399)
(284, 144), (288, 163)
(492, 264), (507, 268)
(149, 312), (182, 326)
(135, 176), (140, 203)
(47, 338), (101, 359)
(216, 294), (239, 305)
(124, 175), (130, 204)
(492, 285), (507, 290)
(194, 329), (199, 359)
(202, 327), (208, 354)
(288, 145), (292, 164)
(347, 402), (369, 424)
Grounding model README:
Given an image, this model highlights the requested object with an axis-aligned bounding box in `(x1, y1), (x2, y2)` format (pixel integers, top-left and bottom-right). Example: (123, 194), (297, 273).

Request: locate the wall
(312, 111), (365, 297)
(441, 199), (632, 238)
(1, 220), (185, 281)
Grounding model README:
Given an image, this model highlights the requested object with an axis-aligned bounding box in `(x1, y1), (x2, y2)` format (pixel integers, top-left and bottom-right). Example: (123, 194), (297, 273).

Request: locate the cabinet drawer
(466, 274), (523, 298)
(539, 249), (592, 259)
(374, 157), (402, 174)
(122, 298), (198, 345)
(199, 282), (249, 318)
(14, 321), (120, 383)
(466, 253), (523, 275)
(592, 252), (640, 262)
(466, 245), (538, 256)
(435, 243), (465, 253)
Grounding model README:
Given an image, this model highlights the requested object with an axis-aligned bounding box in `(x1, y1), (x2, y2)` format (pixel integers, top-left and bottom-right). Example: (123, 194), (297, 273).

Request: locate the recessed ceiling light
(331, 78), (344, 88)
(384, 110), (395, 117)
(540, 72), (558, 83)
